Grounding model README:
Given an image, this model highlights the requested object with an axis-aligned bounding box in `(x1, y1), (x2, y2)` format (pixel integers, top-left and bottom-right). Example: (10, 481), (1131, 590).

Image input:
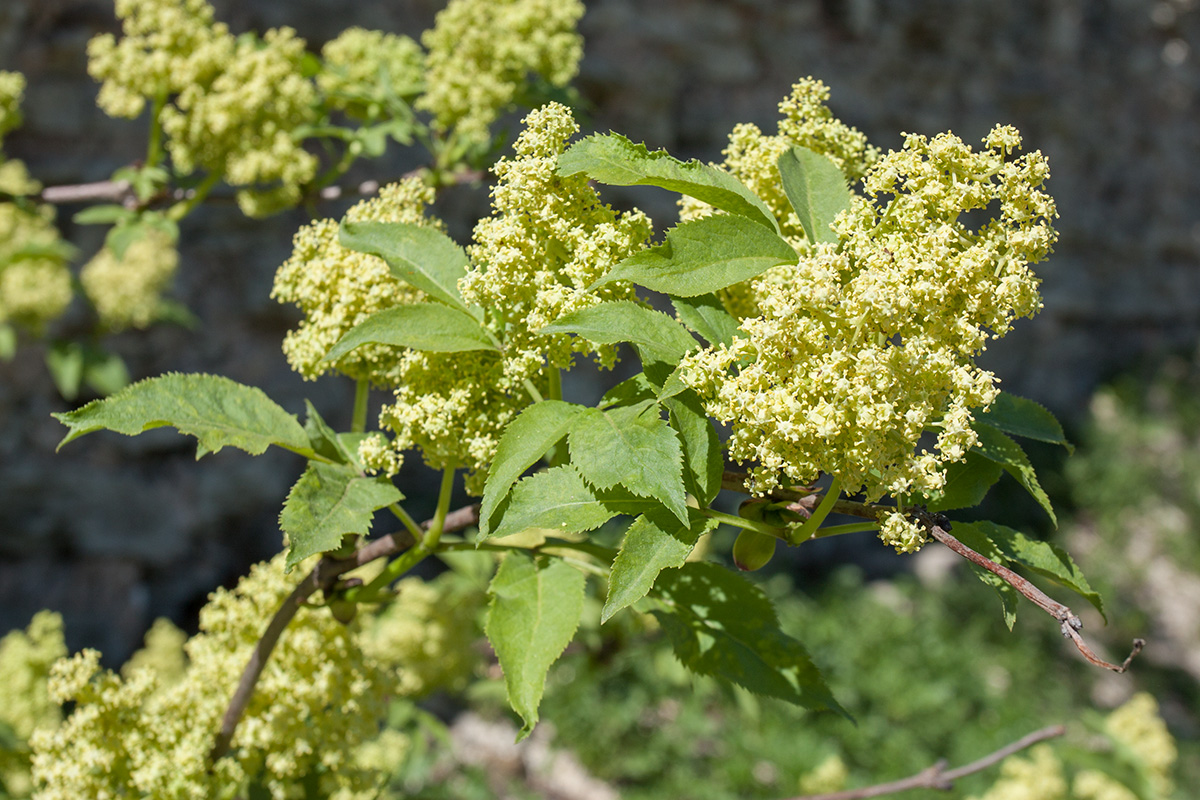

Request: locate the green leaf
(324, 303), (497, 363)
(82, 348), (130, 397)
(485, 552), (585, 739)
(965, 560), (1020, 630)
(280, 462), (403, 570)
(0, 324), (15, 361)
(45, 341), (85, 400)
(955, 521), (1105, 620)
(568, 401), (689, 525)
(603, 507), (716, 623)
(557, 133), (780, 232)
(485, 465), (651, 542)
(777, 146), (851, 245)
(72, 204), (135, 226)
(671, 294), (741, 347)
(598, 373), (657, 410)
(539, 301), (698, 368)
(978, 392), (1073, 452)
(594, 215), (796, 297)
(302, 400), (359, 465)
(973, 422), (1057, 525)
(339, 220), (470, 311)
(663, 391), (724, 506)
(53, 373), (311, 458)
(650, 562), (846, 717)
(480, 400), (587, 537)
(923, 451), (1004, 512)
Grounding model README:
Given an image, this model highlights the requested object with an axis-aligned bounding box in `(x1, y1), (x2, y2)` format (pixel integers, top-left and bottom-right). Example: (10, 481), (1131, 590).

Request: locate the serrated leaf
(973, 422), (1057, 525)
(486, 552), (585, 739)
(280, 462), (403, 570)
(978, 392), (1073, 452)
(480, 400), (587, 537)
(303, 400), (356, 464)
(568, 402), (689, 525)
(603, 507), (716, 622)
(955, 521), (1105, 620)
(324, 303), (497, 362)
(923, 451), (1004, 512)
(485, 465), (651, 542)
(966, 561), (1020, 630)
(53, 373), (311, 458)
(663, 390), (724, 506)
(672, 293), (742, 347)
(594, 215), (796, 297)
(650, 562), (846, 717)
(557, 133), (779, 232)
(777, 146), (851, 245)
(598, 373), (657, 410)
(339, 220), (470, 311)
(539, 301), (698, 369)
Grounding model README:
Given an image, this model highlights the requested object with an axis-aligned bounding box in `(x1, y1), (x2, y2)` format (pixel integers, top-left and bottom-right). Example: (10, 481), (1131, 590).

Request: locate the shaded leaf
(777, 146), (851, 245)
(324, 303), (497, 362)
(480, 400), (587, 537)
(651, 562), (846, 716)
(339, 220), (470, 311)
(568, 402), (688, 525)
(485, 465), (651, 542)
(923, 451), (1004, 512)
(486, 552), (585, 739)
(280, 462), (403, 570)
(978, 392), (1073, 452)
(973, 423), (1057, 525)
(594, 215), (796, 297)
(672, 293), (742, 347)
(557, 133), (779, 232)
(53, 373), (310, 458)
(598, 373), (657, 410)
(663, 390), (723, 506)
(603, 507), (716, 622)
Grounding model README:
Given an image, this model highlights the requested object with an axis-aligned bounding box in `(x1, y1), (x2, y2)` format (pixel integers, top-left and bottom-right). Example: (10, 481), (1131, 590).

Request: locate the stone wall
(1, 0), (1197, 659)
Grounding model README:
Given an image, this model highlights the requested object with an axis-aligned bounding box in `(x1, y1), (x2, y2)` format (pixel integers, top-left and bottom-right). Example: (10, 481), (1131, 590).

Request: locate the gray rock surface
(1, 0), (1196, 659)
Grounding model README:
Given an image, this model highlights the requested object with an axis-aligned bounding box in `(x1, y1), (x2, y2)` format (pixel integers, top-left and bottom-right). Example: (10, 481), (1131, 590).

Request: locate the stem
(702, 508), (787, 538)
(388, 503), (424, 542)
(166, 171), (220, 222)
(808, 521), (878, 539)
(145, 89), (168, 170)
(423, 466), (456, 551)
(548, 367), (562, 402)
(522, 378), (545, 404)
(789, 477), (843, 544)
(351, 378), (370, 434)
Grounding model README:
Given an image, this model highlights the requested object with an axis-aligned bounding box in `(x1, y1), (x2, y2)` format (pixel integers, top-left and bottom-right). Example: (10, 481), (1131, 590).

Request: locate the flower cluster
(0, 70), (25, 145)
(272, 177), (439, 385)
(1102, 692), (1176, 797)
(369, 103), (652, 491)
(0, 201), (73, 334)
(416, 0), (585, 144)
(318, 27), (425, 118)
(80, 228), (179, 331)
(30, 554), (393, 800)
(680, 126), (1055, 551)
(88, 0), (318, 217)
(0, 612), (66, 797)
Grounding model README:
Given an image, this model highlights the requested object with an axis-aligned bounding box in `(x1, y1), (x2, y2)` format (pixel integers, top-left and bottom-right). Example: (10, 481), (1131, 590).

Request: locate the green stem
(167, 171), (220, 222)
(351, 378), (369, 434)
(702, 508), (787, 538)
(807, 521), (878, 539)
(146, 89), (168, 171)
(342, 544), (429, 604)
(789, 477), (843, 544)
(522, 379), (545, 404)
(548, 367), (562, 403)
(422, 466), (456, 551)
(387, 503), (424, 542)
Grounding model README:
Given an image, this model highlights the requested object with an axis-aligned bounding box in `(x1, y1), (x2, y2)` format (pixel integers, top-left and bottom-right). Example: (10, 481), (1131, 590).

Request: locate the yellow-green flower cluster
(680, 127), (1055, 552)
(0, 70), (25, 146)
(30, 554), (392, 800)
(370, 103), (651, 492)
(970, 744), (1068, 800)
(120, 617), (188, 685)
(1102, 692), (1176, 797)
(80, 228), (178, 331)
(319, 27), (425, 117)
(89, 0), (318, 217)
(459, 101), (653, 384)
(0, 202), (72, 333)
(416, 0), (584, 143)
(272, 177), (439, 385)
(0, 612), (66, 797)
(680, 79), (881, 319)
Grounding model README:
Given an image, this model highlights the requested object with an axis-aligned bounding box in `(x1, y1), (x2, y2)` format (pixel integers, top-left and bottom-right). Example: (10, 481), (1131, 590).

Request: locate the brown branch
(926, 524), (1144, 672)
(208, 502), (480, 764)
(782, 725), (1066, 800)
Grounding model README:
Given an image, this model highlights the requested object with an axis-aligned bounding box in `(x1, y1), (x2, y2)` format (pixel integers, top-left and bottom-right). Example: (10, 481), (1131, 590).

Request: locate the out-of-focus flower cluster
(0, 612), (66, 797)
(272, 177), (438, 386)
(21, 555), (484, 799)
(80, 228), (179, 331)
(417, 0), (584, 145)
(319, 28), (425, 118)
(366, 103), (651, 492)
(681, 120), (1055, 552)
(0, 70), (25, 145)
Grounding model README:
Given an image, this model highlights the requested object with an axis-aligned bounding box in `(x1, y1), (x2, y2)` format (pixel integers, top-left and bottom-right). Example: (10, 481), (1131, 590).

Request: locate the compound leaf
(324, 303), (497, 362)
(973, 422), (1057, 525)
(558, 133), (779, 232)
(540, 301), (698, 369)
(663, 390), (724, 506)
(777, 146), (851, 245)
(603, 507), (716, 623)
(978, 392), (1072, 452)
(486, 552), (585, 740)
(339, 220), (470, 311)
(923, 451), (1004, 512)
(484, 465), (650, 542)
(53, 373), (310, 458)
(594, 215), (796, 297)
(651, 562), (846, 717)
(280, 462), (403, 571)
(672, 293), (742, 347)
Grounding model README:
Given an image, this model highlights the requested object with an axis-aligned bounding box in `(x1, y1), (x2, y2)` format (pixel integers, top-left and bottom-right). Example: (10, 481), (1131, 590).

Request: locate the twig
(208, 502), (480, 763)
(926, 524), (1144, 672)
(783, 725), (1066, 800)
